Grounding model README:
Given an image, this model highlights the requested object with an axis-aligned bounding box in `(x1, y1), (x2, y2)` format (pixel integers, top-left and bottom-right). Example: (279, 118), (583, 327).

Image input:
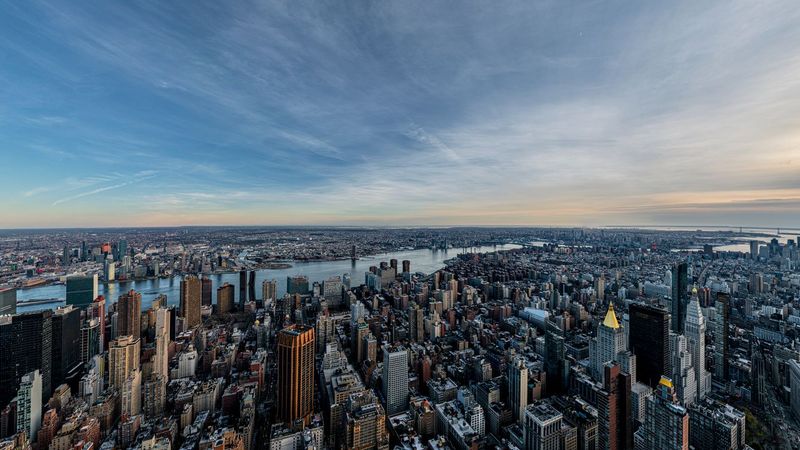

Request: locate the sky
(1, 1), (800, 228)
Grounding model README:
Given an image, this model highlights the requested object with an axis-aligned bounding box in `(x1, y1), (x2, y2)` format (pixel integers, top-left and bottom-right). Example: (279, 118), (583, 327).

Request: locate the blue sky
(1, 1), (800, 227)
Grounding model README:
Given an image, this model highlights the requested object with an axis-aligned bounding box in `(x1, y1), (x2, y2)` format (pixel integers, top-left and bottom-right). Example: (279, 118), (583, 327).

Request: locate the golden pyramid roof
(602, 302), (620, 329)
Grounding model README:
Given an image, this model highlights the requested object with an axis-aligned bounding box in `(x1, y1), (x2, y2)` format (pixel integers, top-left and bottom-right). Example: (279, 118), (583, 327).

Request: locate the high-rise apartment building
(109, 335), (141, 388)
(262, 279), (278, 305)
(597, 363), (632, 450)
(153, 307), (170, 379)
(634, 377), (688, 450)
(344, 390), (390, 450)
(688, 398), (746, 450)
(382, 345), (409, 416)
(15, 370), (42, 441)
(180, 275), (202, 328)
(524, 401), (568, 450)
(66, 274), (98, 307)
(117, 290), (142, 340)
(508, 356), (529, 424)
(277, 325), (316, 426)
(217, 283), (235, 314)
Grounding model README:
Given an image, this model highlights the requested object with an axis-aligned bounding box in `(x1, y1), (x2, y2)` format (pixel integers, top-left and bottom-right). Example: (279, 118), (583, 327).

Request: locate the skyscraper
(688, 398), (747, 450)
(382, 345), (409, 415)
(597, 363), (633, 450)
(201, 276), (212, 307)
(248, 270), (256, 303)
(670, 263), (688, 334)
(153, 307), (170, 379)
(262, 279), (278, 305)
(409, 302), (424, 343)
(287, 275), (310, 295)
(104, 256), (115, 281)
(109, 335), (141, 388)
(0, 310), (52, 406)
(508, 356), (529, 424)
(669, 332), (697, 406)
(714, 292), (730, 380)
(117, 290), (142, 340)
(634, 377), (689, 450)
(684, 289), (710, 400)
(179, 275), (202, 328)
(15, 370), (42, 442)
(239, 270), (247, 305)
(590, 303), (627, 384)
(51, 305), (81, 388)
(629, 303), (670, 388)
(0, 288), (16, 315)
(66, 274), (98, 307)
(524, 401), (566, 450)
(277, 325), (316, 426)
(216, 283), (235, 314)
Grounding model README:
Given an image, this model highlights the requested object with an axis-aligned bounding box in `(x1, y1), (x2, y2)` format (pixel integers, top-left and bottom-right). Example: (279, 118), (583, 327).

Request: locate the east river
(16, 244), (521, 312)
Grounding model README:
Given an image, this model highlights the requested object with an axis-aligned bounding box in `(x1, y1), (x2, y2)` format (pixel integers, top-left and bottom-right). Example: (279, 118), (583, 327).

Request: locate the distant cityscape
(1, 226), (799, 449)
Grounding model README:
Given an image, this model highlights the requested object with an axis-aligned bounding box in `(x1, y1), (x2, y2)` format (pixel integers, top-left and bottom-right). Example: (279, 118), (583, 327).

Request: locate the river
(16, 244), (521, 313)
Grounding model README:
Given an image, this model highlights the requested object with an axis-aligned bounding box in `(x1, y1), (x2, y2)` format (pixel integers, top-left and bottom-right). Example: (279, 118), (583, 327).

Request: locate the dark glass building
(201, 276), (213, 307)
(0, 288), (15, 316)
(66, 274), (98, 307)
(0, 310), (53, 406)
(671, 262), (688, 333)
(52, 305), (82, 389)
(629, 303), (670, 388)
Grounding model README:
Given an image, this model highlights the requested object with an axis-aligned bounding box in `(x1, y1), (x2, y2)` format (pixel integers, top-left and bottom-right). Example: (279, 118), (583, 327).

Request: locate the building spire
(603, 302), (620, 329)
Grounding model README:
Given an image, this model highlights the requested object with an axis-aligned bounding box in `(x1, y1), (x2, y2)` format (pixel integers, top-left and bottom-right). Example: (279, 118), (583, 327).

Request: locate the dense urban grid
(1, 227), (799, 450)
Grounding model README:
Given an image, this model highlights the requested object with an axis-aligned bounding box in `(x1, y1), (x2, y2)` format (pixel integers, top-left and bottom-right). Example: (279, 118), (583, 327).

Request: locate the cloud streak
(0, 1), (799, 227)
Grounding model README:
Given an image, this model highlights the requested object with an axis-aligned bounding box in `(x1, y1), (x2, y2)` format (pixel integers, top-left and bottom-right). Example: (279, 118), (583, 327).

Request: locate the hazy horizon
(2, 1), (800, 228)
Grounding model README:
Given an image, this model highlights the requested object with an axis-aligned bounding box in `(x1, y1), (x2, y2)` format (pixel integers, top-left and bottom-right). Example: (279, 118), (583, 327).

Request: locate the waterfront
(16, 244), (520, 312)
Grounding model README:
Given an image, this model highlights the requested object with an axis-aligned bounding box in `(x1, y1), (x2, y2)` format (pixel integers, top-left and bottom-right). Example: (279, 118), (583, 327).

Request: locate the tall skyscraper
(0, 310), (52, 406)
(248, 270), (256, 303)
(15, 370), (42, 442)
(544, 319), (566, 395)
(216, 283), (235, 314)
(262, 279), (278, 305)
(590, 303), (627, 384)
(669, 332), (697, 406)
(344, 390), (390, 450)
(684, 289), (710, 400)
(201, 276), (212, 307)
(287, 275), (310, 295)
(179, 275), (202, 328)
(51, 305), (81, 388)
(80, 319), (101, 364)
(117, 290), (142, 340)
(409, 302), (424, 343)
(629, 303), (670, 388)
(0, 288), (16, 316)
(714, 292), (730, 380)
(153, 307), (170, 379)
(382, 345), (409, 415)
(109, 335), (141, 388)
(634, 377), (689, 450)
(597, 362), (633, 450)
(66, 274), (98, 307)
(239, 270), (247, 305)
(670, 262), (688, 333)
(104, 256), (115, 281)
(277, 325), (316, 425)
(508, 356), (529, 424)
(121, 369), (142, 416)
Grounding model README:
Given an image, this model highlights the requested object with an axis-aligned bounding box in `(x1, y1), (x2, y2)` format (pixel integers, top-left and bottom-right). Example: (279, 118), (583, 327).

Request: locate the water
(16, 244), (520, 313)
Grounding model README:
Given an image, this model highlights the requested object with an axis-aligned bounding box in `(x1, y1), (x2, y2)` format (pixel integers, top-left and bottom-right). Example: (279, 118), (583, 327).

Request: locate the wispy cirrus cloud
(1, 1), (800, 227)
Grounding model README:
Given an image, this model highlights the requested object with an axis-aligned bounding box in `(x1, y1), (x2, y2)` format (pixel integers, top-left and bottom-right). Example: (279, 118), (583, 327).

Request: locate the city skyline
(3, 1), (800, 228)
